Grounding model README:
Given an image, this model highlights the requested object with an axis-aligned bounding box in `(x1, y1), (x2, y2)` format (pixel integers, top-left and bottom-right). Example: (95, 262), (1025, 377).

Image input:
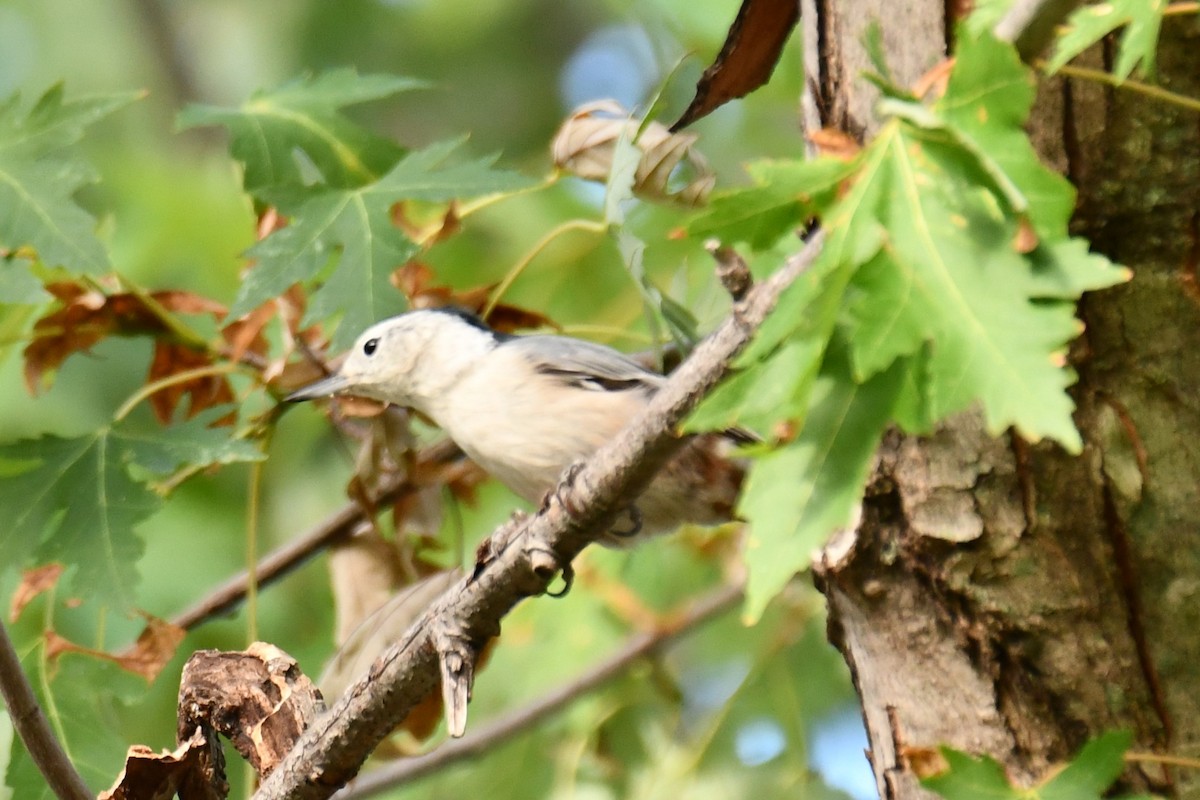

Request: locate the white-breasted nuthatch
(287, 307), (746, 544)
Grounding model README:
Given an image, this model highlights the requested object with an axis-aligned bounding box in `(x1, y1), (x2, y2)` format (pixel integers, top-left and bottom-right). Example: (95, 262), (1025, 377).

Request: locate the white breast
(433, 346), (650, 504)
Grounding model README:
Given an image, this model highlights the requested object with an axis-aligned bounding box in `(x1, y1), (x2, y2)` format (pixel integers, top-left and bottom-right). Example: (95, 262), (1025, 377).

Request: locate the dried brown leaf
(9, 563), (64, 622)
(1012, 217), (1039, 254)
(99, 727), (226, 800)
(552, 100), (715, 206)
(807, 128), (863, 161)
(671, 0), (801, 131)
(392, 201), (462, 244)
(148, 342), (236, 424)
(392, 262), (557, 334)
(912, 57), (956, 100)
(319, 570), (459, 703)
(256, 207), (287, 240)
(23, 283), (228, 396)
(221, 302), (273, 364)
(902, 744), (950, 778)
(45, 613), (186, 682)
(178, 643), (324, 778)
(119, 614), (188, 682)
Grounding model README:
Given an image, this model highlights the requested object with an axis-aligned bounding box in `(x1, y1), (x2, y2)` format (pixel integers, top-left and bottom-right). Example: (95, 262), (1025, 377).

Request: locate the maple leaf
(23, 283), (244, 422)
(0, 84), (139, 276)
(682, 31), (1129, 623)
(177, 69), (422, 198)
(0, 412), (263, 609)
(44, 613), (186, 682)
(1046, 0), (1165, 80)
(232, 138), (535, 349)
(147, 342), (237, 424)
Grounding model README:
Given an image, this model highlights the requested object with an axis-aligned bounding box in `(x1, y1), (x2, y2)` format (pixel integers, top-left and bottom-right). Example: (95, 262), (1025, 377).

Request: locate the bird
(286, 307), (747, 544)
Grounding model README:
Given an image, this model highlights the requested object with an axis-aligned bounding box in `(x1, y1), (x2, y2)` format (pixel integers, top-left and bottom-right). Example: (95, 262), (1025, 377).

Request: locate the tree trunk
(806, 3), (1200, 799)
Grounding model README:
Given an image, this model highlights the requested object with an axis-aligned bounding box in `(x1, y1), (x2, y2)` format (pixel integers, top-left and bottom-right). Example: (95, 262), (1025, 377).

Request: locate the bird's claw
(546, 563), (575, 598)
(543, 460), (588, 518)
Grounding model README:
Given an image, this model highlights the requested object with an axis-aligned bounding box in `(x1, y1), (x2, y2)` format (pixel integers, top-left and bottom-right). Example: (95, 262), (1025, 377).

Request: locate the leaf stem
(1165, 2), (1199, 15)
(1049, 63), (1200, 114)
(244, 425), (273, 645)
(481, 218), (606, 320)
(111, 273), (215, 354)
(453, 172), (559, 219)
(112, 361), (242, 422)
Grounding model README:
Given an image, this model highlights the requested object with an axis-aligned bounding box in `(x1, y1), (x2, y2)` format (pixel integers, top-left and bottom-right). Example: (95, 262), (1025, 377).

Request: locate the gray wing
(504, 334), (760, 443)
(504, 335), (666, 394)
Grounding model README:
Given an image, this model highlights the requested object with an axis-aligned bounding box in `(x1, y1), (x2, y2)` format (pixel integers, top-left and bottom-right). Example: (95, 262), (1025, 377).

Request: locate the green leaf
(0, 415), (263, 609)
(1045, 0), (1165, 80)
(0, 85), (137, 274)
(0, 262), (50, 305)
(0, 160), (110, 274)
(5, 652), (141, 798)
(922, 748), (1016, 800)
(1041, 731), (1132, 800)
(688, 158), (856, 251)
(234, 138), (533, 349)
(922, 730), (1137, 800)
(837, 123), (1126, 450)
(740, 344), (905, 623)
(936, 30), (1075, 238)
(962, 0), (1017, 37)
(0, 83), (140, 160)
(1023, 238), (1132, 300)
(688, 337), (824, 434)
(604, 124), (640, 228)
(178, 69), (423, 197)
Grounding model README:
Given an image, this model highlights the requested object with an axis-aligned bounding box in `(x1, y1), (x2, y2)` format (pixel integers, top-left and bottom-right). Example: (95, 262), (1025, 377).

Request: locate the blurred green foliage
(1, 1), (855, 799)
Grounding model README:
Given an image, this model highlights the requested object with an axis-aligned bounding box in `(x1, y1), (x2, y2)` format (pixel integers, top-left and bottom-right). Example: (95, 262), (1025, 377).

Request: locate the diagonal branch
(0, 621), (91, 800)
(168, 440), (463, 632)
(252, 230), (826, 800)
(334, 582), (742, 799)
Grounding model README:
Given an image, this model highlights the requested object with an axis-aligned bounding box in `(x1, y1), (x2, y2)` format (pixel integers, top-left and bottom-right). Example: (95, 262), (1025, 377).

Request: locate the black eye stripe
(363, 338), (379, 356)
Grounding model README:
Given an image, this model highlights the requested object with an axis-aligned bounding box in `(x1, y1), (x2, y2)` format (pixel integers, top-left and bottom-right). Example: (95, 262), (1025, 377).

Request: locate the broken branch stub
(177, 642), (325, 778)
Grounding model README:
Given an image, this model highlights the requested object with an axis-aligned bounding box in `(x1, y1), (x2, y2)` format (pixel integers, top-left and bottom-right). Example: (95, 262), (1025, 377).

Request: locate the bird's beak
(285, 373), (353, 403)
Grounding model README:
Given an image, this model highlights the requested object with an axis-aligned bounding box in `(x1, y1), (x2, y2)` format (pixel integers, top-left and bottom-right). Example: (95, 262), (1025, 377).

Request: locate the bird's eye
(363, 338), (379, 356)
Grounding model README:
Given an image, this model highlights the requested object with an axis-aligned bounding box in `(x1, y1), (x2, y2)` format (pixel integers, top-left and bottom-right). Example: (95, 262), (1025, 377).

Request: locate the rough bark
(809, 3), (1200, 799)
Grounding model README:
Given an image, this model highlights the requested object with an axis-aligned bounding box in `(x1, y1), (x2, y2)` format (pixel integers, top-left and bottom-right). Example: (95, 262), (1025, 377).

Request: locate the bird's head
(285, 308), (502, 410)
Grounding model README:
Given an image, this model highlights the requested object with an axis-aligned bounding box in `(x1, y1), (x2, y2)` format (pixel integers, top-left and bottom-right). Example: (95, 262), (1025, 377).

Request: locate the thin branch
(335, 582), (742, 799)
(168, 440), (462, 632)
(252, 231), (827, 800)
(0, 621), (91, 800)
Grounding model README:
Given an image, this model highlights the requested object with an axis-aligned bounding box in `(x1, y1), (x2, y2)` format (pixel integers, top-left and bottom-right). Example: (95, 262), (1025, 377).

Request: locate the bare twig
(705, 239), (753, 301)
(335, 582), (742, 799)
(0, 621), (91, 800)
(251, 231), (827, 800)
(169, 440), (462, 632)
